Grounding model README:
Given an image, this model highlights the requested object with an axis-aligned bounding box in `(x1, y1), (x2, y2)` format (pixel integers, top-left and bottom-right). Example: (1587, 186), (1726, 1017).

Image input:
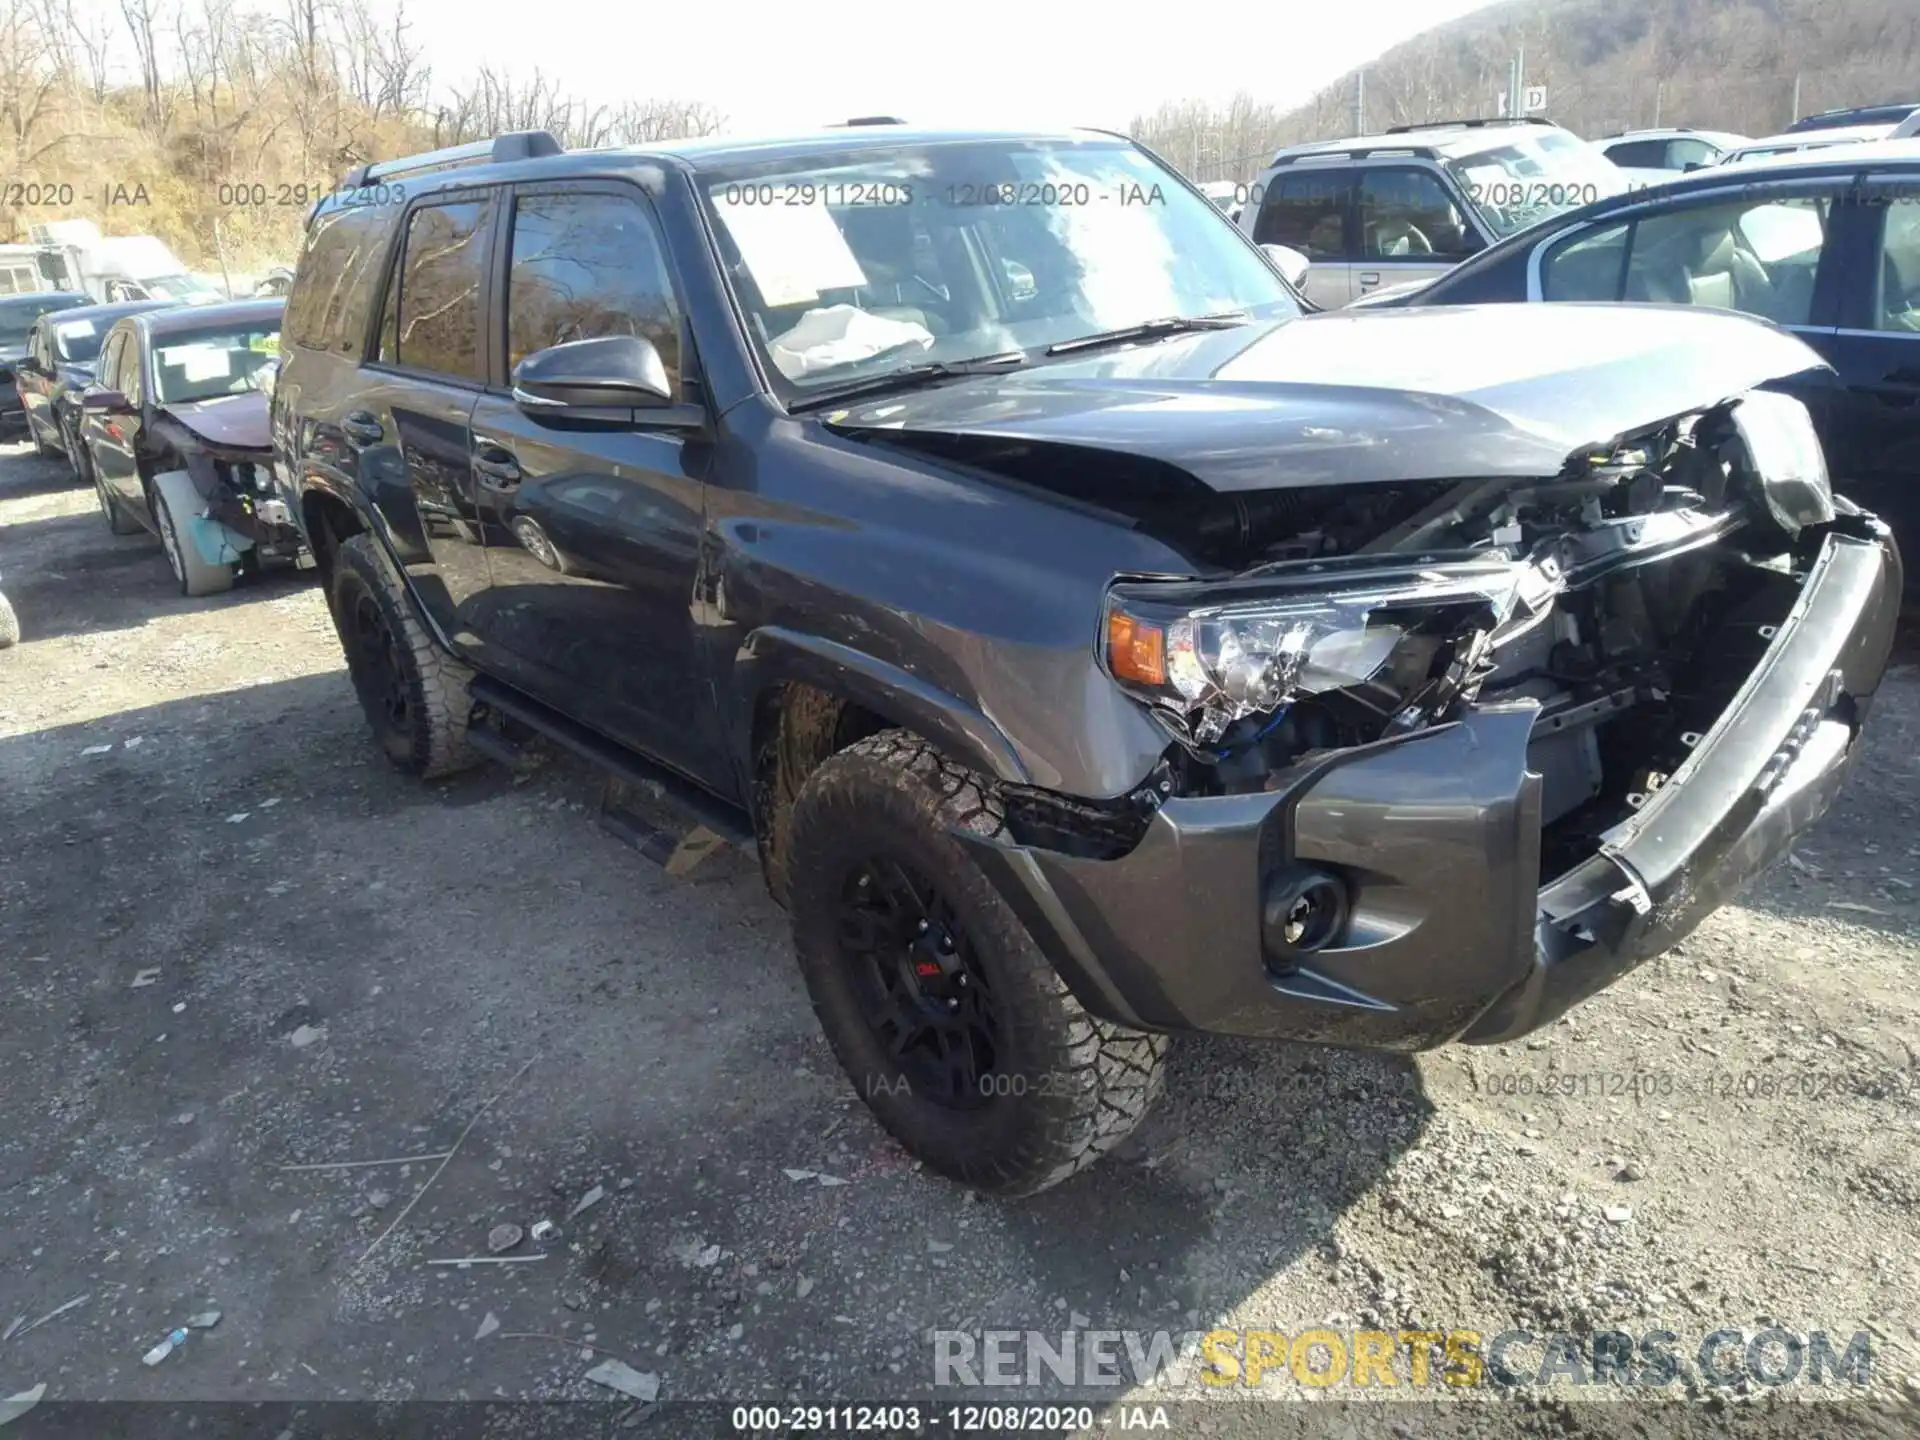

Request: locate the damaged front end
(962, 390), (1902, 1049)
(148, 411), (303, 571)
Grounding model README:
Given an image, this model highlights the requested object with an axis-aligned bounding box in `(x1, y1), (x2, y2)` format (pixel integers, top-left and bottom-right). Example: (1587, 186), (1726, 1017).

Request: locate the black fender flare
(730, 626), (1033, 789)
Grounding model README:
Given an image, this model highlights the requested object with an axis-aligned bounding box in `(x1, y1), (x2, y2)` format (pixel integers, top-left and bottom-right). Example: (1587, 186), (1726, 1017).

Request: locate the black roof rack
(1784, 102), (1919, 133)
(831, 116), (906, 127)
(339, 130), (563, 189)
(1385, 116), (1554, 133)
(1271, 142), (1439, 166)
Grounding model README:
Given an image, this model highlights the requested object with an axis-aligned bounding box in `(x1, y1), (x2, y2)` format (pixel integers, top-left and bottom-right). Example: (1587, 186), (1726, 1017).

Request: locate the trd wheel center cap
(901, 920), (966, 1011)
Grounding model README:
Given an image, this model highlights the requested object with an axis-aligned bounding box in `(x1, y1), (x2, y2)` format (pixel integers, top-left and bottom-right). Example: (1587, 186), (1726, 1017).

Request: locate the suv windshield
(697, 138), (1300, 395)
(150, 324), (280, 404)
(1448, 131), (1629, 238)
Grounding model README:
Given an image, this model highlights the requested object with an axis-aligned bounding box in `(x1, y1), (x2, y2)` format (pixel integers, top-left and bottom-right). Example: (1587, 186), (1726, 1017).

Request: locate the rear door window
(1253, 174), (1351, 258)
(96, 331), (126, 392)
(286, 202), (402, 356)
(378, 196), (496, 381)
(1604, 139), (1667, 168)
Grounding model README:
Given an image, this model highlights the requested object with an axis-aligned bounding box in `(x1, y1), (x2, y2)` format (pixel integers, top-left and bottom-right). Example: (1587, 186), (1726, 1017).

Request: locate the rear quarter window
(285, 201), (403, 357)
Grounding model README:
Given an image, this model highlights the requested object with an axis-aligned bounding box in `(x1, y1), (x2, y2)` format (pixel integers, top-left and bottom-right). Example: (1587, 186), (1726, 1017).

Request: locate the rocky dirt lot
(1, 437), (1918, 1438)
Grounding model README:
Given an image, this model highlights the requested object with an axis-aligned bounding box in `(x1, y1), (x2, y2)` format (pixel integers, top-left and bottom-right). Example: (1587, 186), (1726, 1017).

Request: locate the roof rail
(830, 115), (907, 127)
(1385, 116), (1554, 133)
(1784, 102), (1919, 132)
(340, 129), (563, 189)
(1271, 143), (1438, 166)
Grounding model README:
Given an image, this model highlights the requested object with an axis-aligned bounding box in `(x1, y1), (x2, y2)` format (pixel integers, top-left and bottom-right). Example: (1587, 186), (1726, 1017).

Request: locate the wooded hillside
(0, 0), (722, 271)
(1133, 0), (1920, 182)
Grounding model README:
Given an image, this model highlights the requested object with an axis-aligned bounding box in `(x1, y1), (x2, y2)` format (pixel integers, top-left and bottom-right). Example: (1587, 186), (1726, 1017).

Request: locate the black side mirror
(80, 386), (129, 413)
(512, 335), (674, 411)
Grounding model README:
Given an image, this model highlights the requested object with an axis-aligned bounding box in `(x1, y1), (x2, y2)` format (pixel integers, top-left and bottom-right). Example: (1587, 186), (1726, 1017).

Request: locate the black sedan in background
(0, 290), (91, 440)
(1353, 140), (1920, 586)
(12, 299), (179, 475)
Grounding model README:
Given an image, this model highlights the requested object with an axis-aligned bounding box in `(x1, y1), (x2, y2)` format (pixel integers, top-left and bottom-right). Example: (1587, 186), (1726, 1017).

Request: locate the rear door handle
(472, 441), (521, 488)
(1358, 271), (1382, 288)
(340, 411), (384, 446)
(1882, 365), (1920, 387)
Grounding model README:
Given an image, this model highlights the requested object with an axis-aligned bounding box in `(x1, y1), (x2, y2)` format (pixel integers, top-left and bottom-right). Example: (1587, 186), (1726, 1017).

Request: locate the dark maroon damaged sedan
(77, 297), (305, 596)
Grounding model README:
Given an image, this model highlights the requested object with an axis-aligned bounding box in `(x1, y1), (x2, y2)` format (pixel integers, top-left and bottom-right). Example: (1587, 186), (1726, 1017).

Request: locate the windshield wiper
(1044, 310), (1250, 356)
(789, 351), (1029, 412)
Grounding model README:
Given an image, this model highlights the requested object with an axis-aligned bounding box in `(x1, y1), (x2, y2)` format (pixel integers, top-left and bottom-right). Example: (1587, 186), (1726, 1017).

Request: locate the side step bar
(466, 676), (756, 855)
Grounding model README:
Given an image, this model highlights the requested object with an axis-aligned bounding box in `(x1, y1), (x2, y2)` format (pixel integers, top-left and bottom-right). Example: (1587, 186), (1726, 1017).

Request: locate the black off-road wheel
(787, 729), (1167, 1196)
(328, 534), (476, 779)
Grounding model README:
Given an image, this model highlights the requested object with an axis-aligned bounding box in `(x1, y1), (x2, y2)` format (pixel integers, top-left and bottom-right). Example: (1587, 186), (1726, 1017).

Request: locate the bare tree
(118, 0), (167, 128)
(0, 0), (66, 174)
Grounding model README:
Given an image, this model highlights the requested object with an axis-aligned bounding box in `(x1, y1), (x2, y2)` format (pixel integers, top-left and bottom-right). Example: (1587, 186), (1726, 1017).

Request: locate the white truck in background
(23, 220), (226, 303)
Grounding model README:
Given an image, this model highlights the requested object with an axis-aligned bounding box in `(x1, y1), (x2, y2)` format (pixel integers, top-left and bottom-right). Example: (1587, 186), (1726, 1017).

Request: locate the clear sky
(383, 0), (1502, 136)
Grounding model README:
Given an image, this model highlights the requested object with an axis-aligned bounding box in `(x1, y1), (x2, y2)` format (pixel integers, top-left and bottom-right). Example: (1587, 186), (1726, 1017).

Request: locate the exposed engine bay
(146, 409), (303, 568)
(1006, 391), (1853, 886)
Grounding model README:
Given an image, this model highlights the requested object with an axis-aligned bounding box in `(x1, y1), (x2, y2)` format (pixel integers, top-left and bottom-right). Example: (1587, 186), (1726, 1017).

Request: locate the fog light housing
(1261, 865), (1350, 965)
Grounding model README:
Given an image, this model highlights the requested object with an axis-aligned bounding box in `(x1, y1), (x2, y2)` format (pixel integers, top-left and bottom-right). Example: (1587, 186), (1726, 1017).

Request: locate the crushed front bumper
(962, 526), (1902, 1050)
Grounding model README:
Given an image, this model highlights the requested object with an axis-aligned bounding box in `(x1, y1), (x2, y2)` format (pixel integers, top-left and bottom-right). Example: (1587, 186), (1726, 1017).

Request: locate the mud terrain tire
(787, 729), (1167, 1195)
(329, 533), (476, 779)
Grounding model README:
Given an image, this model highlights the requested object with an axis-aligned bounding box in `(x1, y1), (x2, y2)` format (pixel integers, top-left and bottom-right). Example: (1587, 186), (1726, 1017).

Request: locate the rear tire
(329, 533), (476, 779)
(786, 729), (1167, 1196)
(93, 457), (139, 536)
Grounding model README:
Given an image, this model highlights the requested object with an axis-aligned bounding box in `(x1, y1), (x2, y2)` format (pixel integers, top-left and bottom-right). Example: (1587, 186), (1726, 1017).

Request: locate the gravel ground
(2, 437), (1918, 1438)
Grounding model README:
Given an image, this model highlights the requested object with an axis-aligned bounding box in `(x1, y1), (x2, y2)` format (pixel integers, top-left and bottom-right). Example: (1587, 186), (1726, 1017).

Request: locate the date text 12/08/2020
(1476, 1069), (1915, 1101)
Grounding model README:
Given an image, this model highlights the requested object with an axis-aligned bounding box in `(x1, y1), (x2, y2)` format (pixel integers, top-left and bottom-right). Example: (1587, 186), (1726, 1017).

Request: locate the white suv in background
(1236, 118), (1628, 307)
(1598, 128), (1751, 186)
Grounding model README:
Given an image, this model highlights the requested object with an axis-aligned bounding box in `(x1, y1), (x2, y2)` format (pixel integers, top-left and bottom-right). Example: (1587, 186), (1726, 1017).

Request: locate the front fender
(730, 626), (1033, 786)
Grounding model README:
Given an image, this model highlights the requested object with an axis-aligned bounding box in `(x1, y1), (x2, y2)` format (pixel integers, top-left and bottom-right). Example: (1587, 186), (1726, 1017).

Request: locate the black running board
(466, 676), (755, 852)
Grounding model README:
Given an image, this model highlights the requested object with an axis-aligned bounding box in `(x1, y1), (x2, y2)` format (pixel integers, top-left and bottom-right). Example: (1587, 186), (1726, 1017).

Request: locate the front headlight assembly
(1103, 557), (1536, 749)
(1728, 390), (1833, 538)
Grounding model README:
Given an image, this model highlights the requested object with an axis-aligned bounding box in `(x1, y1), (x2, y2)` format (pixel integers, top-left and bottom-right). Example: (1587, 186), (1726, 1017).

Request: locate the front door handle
(341, 410), (384, 446)
(1358, 272), (1382, 288)
(472, 443), (521, 488)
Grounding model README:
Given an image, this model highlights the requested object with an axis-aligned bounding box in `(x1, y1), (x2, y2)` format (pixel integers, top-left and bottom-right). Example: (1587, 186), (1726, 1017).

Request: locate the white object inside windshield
(768, 304), (933, 380)
(161, 344), (233, 382)
(56, 319), (94, 339)
(711, 195), (869, 307)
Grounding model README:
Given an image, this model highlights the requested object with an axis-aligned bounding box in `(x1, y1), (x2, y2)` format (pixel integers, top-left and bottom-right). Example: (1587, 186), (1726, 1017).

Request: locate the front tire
(787, 730), (1167, 1196)
(329, 533), (476, 779)
(152, 478), (235, 597)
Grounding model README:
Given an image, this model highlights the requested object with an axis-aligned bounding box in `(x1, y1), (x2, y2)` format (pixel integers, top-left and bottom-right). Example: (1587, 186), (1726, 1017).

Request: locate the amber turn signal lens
(1107, 609), (1166, 686)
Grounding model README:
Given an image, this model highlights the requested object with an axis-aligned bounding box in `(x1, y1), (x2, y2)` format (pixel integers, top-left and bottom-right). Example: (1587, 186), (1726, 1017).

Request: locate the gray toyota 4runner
(273, 125), (1902, 1196)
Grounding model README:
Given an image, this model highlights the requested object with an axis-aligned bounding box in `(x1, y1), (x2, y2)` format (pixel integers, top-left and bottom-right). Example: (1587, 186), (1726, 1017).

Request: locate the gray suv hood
(825, 304), (1834, 490)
